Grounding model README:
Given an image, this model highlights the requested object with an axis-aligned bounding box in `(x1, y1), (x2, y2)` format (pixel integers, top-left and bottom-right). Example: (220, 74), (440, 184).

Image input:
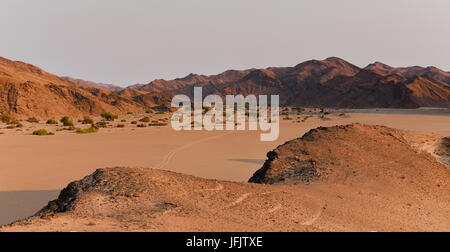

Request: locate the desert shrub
(116, 124), (125, 128)
(1, 114), (12, 123)
(16, 123), (24, 128)
(33, 129), (55, 136)
(8, 120), (20, 125)
(27, 117), (39, 123)
(155, 111), (165, 115)
(145, 109), (153, 114)
(6, 125), (15, 129)
(101, 112), (118, 121)
(46, 119), (58, 125)
(60, 116), (74, 126)
(139, 117), (150, 123)
(95, 121), (108, 128)
(137, 123), (147, 128)
(149, 123), (168, 127)
(121, 119), (126, 122)
(131, 121), (138, 125)
(82, 116), (94, 124)
(76, 127), (99, 134)
(293, 106), (304, 112)
(127, 112), (133, 115)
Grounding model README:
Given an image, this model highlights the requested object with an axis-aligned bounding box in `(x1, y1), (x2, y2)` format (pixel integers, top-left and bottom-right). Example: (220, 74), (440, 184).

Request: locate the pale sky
(1, 0), (449, 86)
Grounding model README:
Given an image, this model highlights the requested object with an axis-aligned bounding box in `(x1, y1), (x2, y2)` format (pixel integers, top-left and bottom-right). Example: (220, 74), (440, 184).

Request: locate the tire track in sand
(155, 132), (233, 170)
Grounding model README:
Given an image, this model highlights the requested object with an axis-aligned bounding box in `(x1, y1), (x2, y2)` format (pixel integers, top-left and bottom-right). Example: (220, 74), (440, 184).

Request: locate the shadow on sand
(0, 190), (60, 226)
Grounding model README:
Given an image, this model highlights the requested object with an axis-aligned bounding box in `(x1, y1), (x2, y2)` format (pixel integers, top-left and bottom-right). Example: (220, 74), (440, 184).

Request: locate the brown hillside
(62, 77), (123, 91)
(0, 57), (172, 119)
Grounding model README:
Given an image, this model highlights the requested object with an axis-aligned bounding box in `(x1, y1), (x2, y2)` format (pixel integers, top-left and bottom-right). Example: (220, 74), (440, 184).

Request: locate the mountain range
(131, 57), (450, 108)
(1, 56), (449, 119)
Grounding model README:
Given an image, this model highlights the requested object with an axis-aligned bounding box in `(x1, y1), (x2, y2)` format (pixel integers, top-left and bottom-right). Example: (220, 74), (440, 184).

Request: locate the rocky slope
(131, 57), (450, 108)
(1, 125), (449, 232)
(0, 57), (173, 119)
(62, 77), (123, 91)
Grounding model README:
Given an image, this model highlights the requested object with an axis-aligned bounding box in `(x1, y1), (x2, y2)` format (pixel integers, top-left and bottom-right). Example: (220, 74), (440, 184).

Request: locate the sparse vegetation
(131, 121), (138, 125)
(27, 117), (39, 123)
(60, 116), (74, 126)
(82, 116), (94, 125)
(1, 114), (12, 123)
(127, 112), (134, 115)
(101, 112), (118, 121)
(137, 123), (147, 128)
(145, 109), (153, 114)
(139, 117), (151, 123)
(156, 111), (165, 115)
(149, 122), (168, 127)
(76, 127), (99, 134)
(33, 129), (55, 136)
(95, 121), (108, 128)
(46, 119), (58, 125)
(117, 124), (125, 128)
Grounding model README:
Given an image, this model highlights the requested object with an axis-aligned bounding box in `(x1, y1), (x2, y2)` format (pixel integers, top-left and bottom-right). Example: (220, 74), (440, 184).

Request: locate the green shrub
(1, 114), (12, 123)
(76, 127), (99, 134)
(26, 117), (39, 123)
(155, 111), (165, 115)
(127, 112), (133, 115)
(46, 119), (58, 125)
(82, 116), (94, 125)
(33, 129), (55, 136)
(139, 117), (150, 123)
(101, 112), (118, 121)
(60, 116), (74, 126)
(145, 109), (153, 114)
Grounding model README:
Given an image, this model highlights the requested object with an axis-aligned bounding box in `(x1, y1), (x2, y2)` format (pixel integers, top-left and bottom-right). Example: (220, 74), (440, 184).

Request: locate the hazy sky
(1, 0), (449, 86)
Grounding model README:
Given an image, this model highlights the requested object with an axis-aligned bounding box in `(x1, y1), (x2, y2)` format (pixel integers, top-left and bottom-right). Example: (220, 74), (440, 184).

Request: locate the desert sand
(0, 110), (449, 229)
(0, 122), (449, 232)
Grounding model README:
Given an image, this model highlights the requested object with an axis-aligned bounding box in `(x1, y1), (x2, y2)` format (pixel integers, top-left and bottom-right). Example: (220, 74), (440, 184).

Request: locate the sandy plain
(0, 109), (449, 226)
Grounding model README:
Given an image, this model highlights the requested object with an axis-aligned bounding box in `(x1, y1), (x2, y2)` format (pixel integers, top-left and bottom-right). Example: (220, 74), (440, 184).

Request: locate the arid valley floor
(0, 109), (449, 232)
